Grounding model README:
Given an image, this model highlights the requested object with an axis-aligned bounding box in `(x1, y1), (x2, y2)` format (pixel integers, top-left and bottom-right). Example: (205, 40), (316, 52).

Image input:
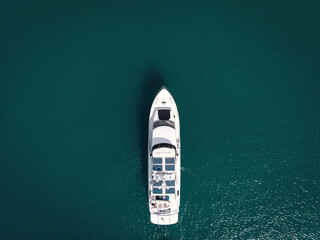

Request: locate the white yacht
(148, 86), (181, 225)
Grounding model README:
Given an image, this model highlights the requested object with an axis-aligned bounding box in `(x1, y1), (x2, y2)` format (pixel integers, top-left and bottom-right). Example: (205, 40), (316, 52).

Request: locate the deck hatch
(158, 109), (170, 120)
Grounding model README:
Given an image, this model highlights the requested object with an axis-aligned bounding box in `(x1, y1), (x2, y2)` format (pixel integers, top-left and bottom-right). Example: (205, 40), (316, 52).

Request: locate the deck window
(153, 165), (162, 171)
(153, 181), (162, 187)
(166, 180), (175, 186)
(153, 158), (162, 164)
(165, 165), (175, 171)
(166, 188), (175, 194)
(153, 188), (162, 194)
(165, 158), (175, 164)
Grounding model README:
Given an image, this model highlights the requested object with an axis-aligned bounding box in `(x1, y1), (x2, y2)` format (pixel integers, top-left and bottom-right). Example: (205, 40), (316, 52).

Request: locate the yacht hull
(148, 86), (180, 225)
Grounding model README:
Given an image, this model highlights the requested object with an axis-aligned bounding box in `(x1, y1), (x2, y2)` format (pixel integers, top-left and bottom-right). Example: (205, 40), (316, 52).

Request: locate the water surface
(1, 0), (320, 239)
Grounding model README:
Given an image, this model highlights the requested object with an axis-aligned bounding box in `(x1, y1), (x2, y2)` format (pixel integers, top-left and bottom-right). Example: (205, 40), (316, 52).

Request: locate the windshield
(153, 120), (175, 129)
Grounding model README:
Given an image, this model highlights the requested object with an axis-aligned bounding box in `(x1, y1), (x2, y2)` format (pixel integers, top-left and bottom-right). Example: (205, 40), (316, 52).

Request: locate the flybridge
(148, 86), (181, 225)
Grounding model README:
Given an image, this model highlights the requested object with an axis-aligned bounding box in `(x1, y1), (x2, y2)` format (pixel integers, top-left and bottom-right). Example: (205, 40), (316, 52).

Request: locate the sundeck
(148, 86), (180, 225)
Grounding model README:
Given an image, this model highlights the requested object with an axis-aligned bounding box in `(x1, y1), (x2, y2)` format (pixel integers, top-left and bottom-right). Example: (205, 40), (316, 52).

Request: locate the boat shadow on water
(137, 67), (166, 196)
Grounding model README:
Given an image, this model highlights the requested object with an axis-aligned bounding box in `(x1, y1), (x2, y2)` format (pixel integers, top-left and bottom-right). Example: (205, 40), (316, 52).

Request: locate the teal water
(1, 1), (320, 239)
